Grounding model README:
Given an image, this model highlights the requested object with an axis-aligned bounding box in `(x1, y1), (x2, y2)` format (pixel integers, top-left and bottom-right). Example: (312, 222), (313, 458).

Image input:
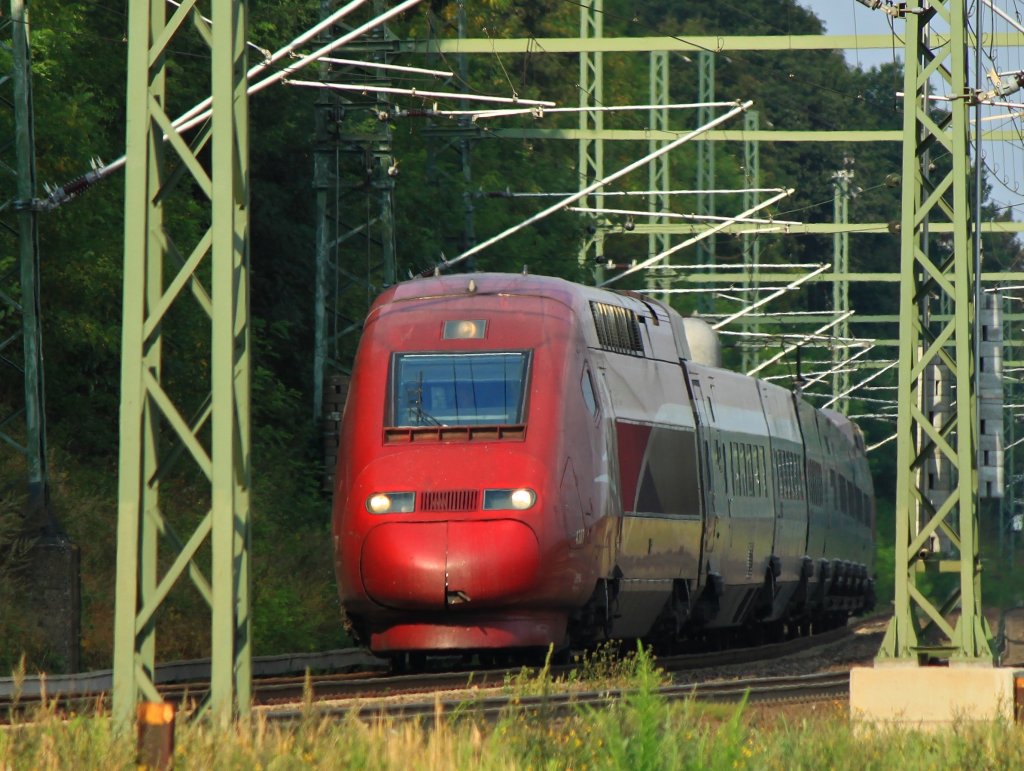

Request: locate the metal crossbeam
(398, 33), (959, 55)
(114, 0), (252, 725)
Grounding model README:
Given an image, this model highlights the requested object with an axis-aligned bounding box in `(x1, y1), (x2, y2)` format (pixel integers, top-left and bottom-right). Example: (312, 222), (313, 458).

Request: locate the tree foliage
(1, 0), (1018, 667)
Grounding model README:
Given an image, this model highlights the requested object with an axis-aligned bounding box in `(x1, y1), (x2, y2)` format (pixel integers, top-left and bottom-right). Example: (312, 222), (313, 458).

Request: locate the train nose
(360, 520), (541, 610)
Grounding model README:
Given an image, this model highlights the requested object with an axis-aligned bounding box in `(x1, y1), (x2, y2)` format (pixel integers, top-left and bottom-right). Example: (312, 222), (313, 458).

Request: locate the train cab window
(391, 351), (531, 427)
(581, 368), (598, 417)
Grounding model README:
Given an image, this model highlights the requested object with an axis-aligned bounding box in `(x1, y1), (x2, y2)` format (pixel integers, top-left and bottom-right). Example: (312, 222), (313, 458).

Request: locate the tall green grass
(6, 646), (1024, 770)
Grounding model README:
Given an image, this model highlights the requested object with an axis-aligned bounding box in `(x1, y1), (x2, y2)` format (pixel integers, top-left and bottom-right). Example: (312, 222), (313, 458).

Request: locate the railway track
(259, 671), (852, 724)
(247, 623), (859, 706)
(1, 621), (865, 719)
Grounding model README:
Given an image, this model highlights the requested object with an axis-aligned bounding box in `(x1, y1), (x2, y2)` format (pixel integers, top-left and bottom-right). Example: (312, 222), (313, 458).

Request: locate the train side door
(688, 374), (726, 557)
(593, 364), (624, 559)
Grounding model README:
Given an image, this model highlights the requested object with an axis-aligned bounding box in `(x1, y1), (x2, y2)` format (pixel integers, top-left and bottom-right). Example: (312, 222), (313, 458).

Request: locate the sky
(798, 1), (1024, 221)
(797, 0), (901, 69)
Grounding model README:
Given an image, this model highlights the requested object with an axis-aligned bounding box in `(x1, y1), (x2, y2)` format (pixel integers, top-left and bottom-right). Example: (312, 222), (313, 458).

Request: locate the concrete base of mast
(850, 665), (1022, 730)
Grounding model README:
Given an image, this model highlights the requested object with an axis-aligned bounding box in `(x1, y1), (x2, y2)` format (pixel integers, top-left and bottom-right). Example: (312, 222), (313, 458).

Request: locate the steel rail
(260, 671), (851, 723)
(0, 622), (864, 715)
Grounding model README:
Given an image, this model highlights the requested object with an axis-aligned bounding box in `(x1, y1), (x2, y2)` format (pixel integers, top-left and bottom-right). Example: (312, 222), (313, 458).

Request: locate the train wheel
(478, 651), (513, 668)
(762, 619), (785, 644)
(388, 651), (426, 674)
(517, 644), (571, 668)
(549, 645), (572, 666)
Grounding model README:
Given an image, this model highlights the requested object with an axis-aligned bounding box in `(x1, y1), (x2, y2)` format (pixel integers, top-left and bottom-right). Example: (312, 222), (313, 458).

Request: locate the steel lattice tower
(0, 0), (52, 532)
(577, 0), (604, 277)
(313, 1), (397, 422)
(695, 51), (715, 313)
(645, 51), (672, 300)
(877, 0), (993, 664)
(740, 109), (761, 376)
(114, 0), (252, 724)
(831, 161), (854, 413)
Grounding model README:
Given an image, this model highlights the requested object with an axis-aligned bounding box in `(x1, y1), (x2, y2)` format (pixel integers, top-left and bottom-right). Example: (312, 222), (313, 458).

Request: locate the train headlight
(483, 488), (536, 511)
(366, 492), (415, 514)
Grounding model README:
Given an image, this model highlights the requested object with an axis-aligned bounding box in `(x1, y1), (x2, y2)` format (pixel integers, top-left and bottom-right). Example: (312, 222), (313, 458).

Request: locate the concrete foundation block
(22, 538), (80, 673)
(850, 665), (1022, 730)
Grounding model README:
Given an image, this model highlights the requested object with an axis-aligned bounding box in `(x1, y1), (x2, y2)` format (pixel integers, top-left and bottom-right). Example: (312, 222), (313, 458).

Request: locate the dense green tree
(1, 0), (1019, 668)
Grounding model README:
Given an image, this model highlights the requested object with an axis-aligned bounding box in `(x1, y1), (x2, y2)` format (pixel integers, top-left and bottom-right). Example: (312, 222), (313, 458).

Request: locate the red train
(332, 273), (875, 660)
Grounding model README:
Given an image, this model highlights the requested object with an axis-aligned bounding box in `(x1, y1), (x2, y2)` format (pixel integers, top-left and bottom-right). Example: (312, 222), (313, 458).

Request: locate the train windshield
(391, 352), (530, 427)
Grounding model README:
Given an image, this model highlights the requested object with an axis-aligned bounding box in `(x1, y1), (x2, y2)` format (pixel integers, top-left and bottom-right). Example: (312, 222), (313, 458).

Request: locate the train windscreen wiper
(412, 375), (443, 427)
